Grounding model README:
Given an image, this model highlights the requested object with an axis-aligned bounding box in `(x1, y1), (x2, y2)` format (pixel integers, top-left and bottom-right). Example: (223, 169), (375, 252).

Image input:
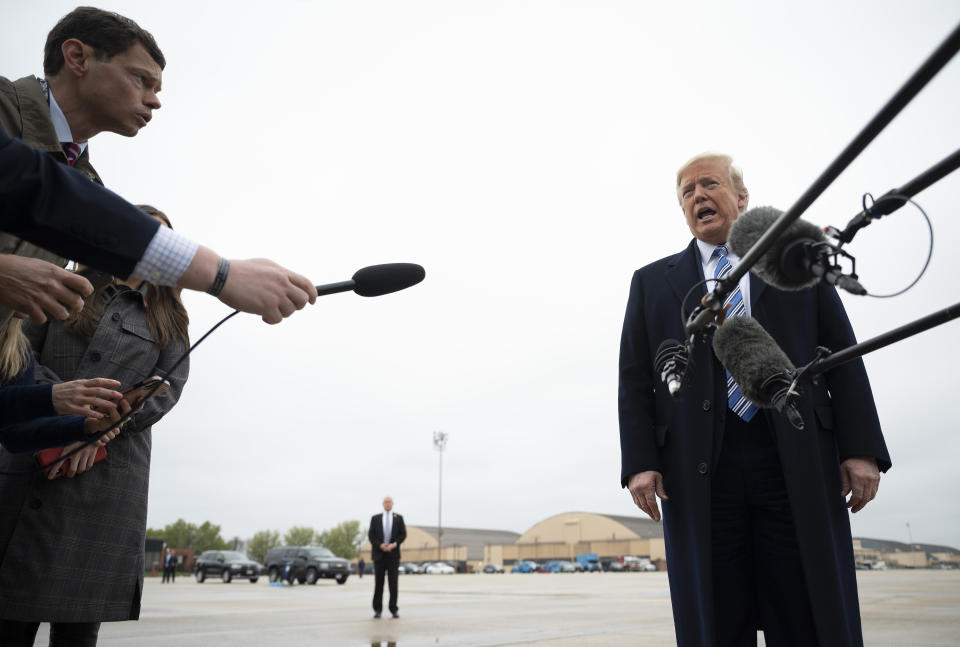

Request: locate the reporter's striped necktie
(713, 245), (759, 421)
(62, 142), (81, 167)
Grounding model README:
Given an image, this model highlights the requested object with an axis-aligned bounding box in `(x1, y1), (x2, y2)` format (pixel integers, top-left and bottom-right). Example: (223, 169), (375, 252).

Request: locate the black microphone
(728, 206), (866, 295)
(655, 339), (689, 397)
(315, 263), (425, 297)
(712, 316), (804, 430)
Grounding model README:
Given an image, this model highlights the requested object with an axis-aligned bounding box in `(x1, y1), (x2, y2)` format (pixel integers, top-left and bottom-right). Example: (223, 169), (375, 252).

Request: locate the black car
(264, 546), (351, 585)
(194, 550), (262, 583)
(600, 558), (626, 572)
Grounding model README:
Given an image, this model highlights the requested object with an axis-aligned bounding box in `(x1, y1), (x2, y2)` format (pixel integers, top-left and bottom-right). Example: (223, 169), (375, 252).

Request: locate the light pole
(906, 521), (913, 547)
(433, 431), (448, 561)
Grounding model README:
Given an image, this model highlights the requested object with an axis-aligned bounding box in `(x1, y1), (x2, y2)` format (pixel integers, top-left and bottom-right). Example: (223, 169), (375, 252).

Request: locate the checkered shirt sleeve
(130, 225), (199, 286)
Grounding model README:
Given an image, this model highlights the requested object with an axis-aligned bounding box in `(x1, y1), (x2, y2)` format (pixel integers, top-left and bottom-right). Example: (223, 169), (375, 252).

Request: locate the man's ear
(737, 190), (749, 213)
(61, 39), (92, 78)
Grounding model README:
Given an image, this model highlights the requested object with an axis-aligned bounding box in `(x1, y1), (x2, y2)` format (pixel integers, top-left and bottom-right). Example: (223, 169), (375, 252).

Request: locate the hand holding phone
(37, 443), (106, 480)
(36, 375), (166, 479)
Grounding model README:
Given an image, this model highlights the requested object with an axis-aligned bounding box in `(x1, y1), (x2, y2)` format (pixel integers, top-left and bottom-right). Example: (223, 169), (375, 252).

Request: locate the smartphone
(122, 378), (169, 405)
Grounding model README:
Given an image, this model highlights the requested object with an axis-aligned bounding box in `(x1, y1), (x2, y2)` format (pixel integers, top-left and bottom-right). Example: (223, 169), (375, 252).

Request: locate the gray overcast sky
(4, 1), (960, 548)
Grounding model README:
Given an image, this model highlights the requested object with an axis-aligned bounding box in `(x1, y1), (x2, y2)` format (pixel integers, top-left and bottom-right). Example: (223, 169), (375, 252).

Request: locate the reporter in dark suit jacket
(0, 122), (157, 280)
(0, 122), (318, 325)
(368, 496), (406, 618)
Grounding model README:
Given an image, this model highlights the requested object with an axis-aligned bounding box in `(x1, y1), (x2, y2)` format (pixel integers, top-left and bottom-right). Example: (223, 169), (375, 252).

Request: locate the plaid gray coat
(0, 283), (188, 622)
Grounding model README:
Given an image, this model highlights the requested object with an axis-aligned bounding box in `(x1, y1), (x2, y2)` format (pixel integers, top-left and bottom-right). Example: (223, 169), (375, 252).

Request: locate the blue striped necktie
(713, 245), (759, 422)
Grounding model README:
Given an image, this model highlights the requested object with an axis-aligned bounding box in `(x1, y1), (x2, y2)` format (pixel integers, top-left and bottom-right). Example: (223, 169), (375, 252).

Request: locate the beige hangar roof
(516, 511), (663, 544)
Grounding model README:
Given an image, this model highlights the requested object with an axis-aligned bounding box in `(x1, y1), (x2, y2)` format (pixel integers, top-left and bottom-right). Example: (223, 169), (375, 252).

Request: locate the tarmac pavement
(30, 569), (960, 646)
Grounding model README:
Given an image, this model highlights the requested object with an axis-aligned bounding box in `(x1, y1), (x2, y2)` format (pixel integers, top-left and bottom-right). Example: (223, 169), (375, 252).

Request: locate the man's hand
(178, 247), (317, 324)
(219, 258), (317, 324)
(51, 378), (123, 418)
(0, 255), (93, 323)
(627, 470), (668, 522)
(840, 457), (880, 513)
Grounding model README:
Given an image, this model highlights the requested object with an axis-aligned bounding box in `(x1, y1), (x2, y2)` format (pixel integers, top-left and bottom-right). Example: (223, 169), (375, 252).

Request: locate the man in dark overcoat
(618, 153), (890, 646)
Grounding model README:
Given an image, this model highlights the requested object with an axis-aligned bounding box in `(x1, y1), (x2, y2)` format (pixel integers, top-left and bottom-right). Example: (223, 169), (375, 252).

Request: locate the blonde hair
(675, 152), (749, 211)
(0, 318), (30, 382)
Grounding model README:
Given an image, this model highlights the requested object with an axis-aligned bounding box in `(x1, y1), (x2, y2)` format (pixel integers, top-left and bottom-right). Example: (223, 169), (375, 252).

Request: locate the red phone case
(36, 445), (107, 479)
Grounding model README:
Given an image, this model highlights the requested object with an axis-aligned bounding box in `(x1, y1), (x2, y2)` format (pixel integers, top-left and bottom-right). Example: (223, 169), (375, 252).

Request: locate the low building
(359, 512), (666, 571)
(491, 511), (665, 566)
(358, 519), (957, 574)
(360, 526), (520, 571)
(854, 537), (960, 569)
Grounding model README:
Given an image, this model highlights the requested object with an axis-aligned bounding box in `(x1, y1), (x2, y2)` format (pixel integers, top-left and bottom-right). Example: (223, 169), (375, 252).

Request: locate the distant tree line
(147, 519), (365, 564)
(146, 519), (229, 553)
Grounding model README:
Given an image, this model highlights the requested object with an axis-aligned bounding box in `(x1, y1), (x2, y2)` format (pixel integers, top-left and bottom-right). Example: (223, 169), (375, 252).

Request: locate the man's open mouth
(697, 208), (716, 220)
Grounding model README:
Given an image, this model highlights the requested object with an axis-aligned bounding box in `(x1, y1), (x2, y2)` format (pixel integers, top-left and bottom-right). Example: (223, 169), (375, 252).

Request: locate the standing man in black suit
(618, 153), (890, 646)
(368, 496), (406, 619)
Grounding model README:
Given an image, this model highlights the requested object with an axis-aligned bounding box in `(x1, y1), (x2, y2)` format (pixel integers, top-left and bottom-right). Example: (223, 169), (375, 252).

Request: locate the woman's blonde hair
(0, 318), (30, 383)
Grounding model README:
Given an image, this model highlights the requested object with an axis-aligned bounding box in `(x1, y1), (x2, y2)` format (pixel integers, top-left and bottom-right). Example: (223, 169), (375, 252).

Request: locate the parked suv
(194, 550), (262, 583)
(264, 546), (351, 585)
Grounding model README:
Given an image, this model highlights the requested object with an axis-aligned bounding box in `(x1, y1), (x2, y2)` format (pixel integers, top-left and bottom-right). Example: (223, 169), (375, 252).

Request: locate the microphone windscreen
(728, 206), (825, 291)
(352, 263), (425, 297)
(712, 317), (795, 408)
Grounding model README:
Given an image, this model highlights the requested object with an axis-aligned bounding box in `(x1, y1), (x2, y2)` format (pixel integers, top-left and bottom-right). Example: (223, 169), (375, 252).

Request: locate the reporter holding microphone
(0, 121), (318, 325)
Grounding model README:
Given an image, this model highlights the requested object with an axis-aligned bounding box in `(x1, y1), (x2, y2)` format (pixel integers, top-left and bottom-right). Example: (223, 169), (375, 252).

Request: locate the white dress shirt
(382, 511), (393, 543)
(47, 89), (87, 156)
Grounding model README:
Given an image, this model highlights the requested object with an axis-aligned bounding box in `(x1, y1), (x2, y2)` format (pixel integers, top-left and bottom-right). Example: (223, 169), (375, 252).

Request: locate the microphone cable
(5, 261), (425, 476)
(681, 277), (726, 333)
(855, 192), (934, 299)
(35, 309), (241, 473)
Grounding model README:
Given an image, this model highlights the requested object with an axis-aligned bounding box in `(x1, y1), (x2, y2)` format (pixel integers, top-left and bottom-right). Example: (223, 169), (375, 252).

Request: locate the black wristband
(206, 257), (230, 296)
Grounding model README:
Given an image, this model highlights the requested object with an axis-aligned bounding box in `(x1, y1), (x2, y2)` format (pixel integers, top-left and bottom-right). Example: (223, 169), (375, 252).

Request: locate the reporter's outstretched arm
(1, 124), (316, 323)
(177, 246), (317, 324)
(0, 125), (157, 278)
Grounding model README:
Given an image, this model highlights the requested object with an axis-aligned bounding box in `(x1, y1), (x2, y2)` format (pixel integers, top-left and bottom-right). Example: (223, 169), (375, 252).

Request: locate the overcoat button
(697, 462), (708, 475)
(702, 400), (711, 411)
(29, 498), (42, 510)
(111, 312), (120, 321)
(89, 352), (101, 362)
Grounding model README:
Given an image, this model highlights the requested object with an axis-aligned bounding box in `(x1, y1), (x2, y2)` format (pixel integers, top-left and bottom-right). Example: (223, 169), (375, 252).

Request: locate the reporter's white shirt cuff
(131, 226), (199, 286)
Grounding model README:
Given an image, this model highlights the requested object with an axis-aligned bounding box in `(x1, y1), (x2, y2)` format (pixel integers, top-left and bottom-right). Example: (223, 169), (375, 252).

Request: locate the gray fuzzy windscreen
(728, 206), (825, 290)
(712, 316), (796, 406)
